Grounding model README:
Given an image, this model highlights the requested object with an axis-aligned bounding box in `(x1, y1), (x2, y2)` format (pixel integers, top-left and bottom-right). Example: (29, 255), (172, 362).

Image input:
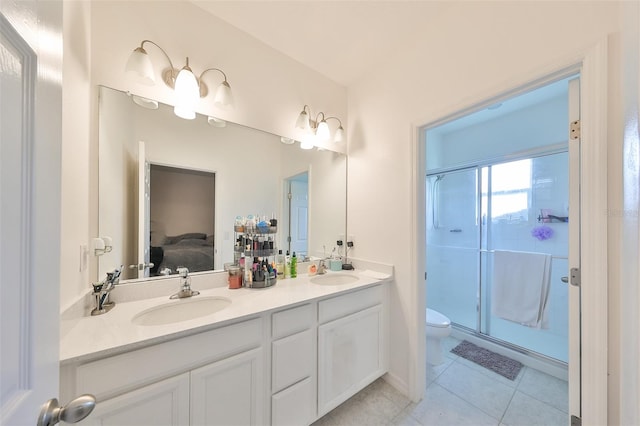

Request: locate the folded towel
(491, 250), (552, 329)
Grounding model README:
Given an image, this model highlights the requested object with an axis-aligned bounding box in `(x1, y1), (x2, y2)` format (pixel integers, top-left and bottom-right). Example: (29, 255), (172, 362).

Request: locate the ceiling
(190, 1), (449, 87)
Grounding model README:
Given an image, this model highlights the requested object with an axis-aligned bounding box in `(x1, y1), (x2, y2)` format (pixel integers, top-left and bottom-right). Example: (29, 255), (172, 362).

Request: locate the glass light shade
(300, 138), (315, 150)
(131, 95), (159, 110)
(316, 120), (330, 141)
(125, 47), (155, 86)
(213, 81), (234, 108)
(173, 66), (200, 120)
(334, 126), (345, 143)
(295, 110), (310, 131)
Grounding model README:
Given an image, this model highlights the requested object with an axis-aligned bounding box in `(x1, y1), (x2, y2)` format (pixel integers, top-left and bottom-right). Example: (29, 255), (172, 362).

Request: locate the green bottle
(290, 252), (297, 278)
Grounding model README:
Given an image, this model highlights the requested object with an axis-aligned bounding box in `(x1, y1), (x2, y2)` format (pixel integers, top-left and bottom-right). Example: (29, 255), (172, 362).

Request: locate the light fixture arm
(314, 112), (326, 127)
(324, 116), (343, 127)
(139, 40), (177, 81)
(198, 67), (229, 84)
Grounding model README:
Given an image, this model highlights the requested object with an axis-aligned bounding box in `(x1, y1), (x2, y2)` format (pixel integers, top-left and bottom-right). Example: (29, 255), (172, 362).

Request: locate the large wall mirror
(98, 86), (347, 281)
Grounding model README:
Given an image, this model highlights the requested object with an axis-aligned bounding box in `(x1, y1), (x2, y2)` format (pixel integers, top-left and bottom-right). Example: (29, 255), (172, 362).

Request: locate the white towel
(491, 250), (552, 329)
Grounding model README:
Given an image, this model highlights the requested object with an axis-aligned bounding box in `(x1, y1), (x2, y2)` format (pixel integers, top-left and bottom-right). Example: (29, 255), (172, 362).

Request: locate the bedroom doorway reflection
(148, 164), (216, 276)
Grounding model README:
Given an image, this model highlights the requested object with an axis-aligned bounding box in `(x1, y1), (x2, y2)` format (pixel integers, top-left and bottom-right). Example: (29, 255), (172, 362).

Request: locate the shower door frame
(411, 41), (609, 425)
(427, 146), (570, 365)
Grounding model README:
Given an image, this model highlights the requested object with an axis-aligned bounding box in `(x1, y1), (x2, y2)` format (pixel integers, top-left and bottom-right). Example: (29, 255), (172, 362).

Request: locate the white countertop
(60, 269), (391, 365)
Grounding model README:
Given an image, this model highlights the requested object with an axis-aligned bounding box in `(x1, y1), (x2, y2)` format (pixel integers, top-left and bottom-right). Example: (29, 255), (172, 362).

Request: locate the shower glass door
(426, 152), (569, 363)
(426, 168), (479, 330)
(480, 153), (569, 362)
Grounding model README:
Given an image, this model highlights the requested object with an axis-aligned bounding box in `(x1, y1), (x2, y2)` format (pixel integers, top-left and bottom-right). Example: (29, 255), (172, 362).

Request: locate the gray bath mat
(451, 340), (523, 380)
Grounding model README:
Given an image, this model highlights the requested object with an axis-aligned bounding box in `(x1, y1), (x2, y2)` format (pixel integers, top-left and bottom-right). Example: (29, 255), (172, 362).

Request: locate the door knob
(561, 276), (569, 283)
(37, 394), (96, 426)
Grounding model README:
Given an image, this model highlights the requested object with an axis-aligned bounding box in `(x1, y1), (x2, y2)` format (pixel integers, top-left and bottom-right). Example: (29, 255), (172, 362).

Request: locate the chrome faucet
(170, 267), (200, 299)
(91, 266), (123, 316)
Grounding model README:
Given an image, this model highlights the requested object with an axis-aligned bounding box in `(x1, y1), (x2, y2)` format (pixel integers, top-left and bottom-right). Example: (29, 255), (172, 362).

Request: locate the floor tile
(426, 357), (453, 385)
(454, 356), (525, 388)
(517, 368), (568, 413)
(501, 390), (568, 426)
(390, 406), (423, 426)
(407, 383), (499, 426)
(357, 377), (412, 410)
(314, 379), (406, 426)
(435, 361), (516, 419)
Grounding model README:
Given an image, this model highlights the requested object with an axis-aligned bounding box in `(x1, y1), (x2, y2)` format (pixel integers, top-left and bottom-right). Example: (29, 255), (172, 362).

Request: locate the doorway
(422, 74), (580, 422)
(284, 172), (309, 257)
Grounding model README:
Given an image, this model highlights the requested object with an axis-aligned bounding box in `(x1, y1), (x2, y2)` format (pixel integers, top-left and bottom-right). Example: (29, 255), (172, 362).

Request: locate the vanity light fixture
(294, 105), (345, 148)
(125, 40), (234, 120)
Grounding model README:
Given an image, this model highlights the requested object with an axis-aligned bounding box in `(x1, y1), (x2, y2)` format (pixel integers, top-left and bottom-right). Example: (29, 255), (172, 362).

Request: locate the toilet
(426, 308), (452, 365)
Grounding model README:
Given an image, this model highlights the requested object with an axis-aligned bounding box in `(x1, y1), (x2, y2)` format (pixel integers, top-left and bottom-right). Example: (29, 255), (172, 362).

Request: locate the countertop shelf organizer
(234, 223), (278, 288)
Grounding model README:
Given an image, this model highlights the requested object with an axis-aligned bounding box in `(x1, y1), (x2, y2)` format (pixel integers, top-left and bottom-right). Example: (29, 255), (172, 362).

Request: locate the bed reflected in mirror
(148, 165), (215, 276)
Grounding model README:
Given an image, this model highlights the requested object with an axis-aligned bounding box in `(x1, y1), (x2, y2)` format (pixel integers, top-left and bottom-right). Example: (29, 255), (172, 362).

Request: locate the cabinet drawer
(272, 303), (313, 339)
(272, 377), (313, 426)
(75, 317), (262, 399)
(318, 285), (383, 324)
(272, 329), (313, 393)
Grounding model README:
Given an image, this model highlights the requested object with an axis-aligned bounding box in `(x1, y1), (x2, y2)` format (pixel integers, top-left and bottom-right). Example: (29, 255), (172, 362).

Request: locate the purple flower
(531, 225), (554, 241)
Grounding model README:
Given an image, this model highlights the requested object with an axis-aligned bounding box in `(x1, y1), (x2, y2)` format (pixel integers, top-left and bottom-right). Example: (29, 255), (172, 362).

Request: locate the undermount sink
(133, 296), (232, 326)
(310, 273), (359, 285)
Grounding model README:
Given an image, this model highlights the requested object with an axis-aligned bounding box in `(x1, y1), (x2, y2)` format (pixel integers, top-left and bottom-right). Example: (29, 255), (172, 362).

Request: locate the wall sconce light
(125, 40), (234, 120)
(295, 105), (345, 149)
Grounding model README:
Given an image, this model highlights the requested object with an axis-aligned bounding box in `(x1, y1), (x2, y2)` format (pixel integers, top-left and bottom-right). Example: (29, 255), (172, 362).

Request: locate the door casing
(410, 40), (609, 425)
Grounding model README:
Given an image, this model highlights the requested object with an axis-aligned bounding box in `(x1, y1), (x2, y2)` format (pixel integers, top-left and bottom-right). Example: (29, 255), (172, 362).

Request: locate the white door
(0, 5), (83, 425)
(287, 175), (308, 256)
(567, 77), (581, 420)
(137, 141), (151, 278)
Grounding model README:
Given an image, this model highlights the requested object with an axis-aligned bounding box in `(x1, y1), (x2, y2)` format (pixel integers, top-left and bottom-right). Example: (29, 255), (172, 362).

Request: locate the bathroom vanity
(60, 269), (390, 425)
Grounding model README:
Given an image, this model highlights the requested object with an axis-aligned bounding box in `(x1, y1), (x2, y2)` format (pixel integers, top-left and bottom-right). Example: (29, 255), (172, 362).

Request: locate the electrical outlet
(336, 234), (345, 246)
(347, 235), (355, 247)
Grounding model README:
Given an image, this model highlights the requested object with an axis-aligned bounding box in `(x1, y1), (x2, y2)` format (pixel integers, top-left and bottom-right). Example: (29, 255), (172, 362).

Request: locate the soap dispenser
(290, 252), (297, 278)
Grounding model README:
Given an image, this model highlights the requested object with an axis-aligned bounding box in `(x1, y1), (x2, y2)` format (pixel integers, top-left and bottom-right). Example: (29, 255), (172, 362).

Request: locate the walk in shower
(425, 76), (575, 364)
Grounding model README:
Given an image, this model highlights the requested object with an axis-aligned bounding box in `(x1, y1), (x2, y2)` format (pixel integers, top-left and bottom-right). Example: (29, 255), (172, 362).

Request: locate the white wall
(61, 0), (93, 310)
(61, 0), (347, 307)
(346, 0), (622, 417)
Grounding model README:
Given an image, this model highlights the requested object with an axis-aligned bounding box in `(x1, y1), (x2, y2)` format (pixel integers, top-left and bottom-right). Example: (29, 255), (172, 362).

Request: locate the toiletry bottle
(276, 250), (285, 277)
(244, 257), (253, 287)
(284, 251), (291, 278)
(291, 252), (297, 278)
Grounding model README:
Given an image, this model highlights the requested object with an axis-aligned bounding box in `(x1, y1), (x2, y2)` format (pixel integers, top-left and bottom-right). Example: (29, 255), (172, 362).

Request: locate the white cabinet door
(190, 348), (264, 426)
(271, 377), (313, 426)
(317, 304), (384, 416)
(83, 373), (190, 426)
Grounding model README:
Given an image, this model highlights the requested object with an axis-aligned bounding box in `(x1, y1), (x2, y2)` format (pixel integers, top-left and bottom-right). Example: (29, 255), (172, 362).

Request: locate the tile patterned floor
(312, 337), (568, 426)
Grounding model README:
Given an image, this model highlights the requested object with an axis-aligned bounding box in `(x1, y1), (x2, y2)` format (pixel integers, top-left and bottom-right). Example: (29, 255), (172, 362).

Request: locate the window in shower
(427, 151), (569, 363)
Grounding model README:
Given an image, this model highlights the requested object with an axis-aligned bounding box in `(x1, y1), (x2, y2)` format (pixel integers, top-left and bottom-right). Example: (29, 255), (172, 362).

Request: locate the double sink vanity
(75, 86), (388, 424)
(60, 267), (391, 425)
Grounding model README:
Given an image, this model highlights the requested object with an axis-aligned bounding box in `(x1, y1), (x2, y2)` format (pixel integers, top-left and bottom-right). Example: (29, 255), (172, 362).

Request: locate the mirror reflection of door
(286, 172), (309, 257)
(148, 164), (216, 276)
